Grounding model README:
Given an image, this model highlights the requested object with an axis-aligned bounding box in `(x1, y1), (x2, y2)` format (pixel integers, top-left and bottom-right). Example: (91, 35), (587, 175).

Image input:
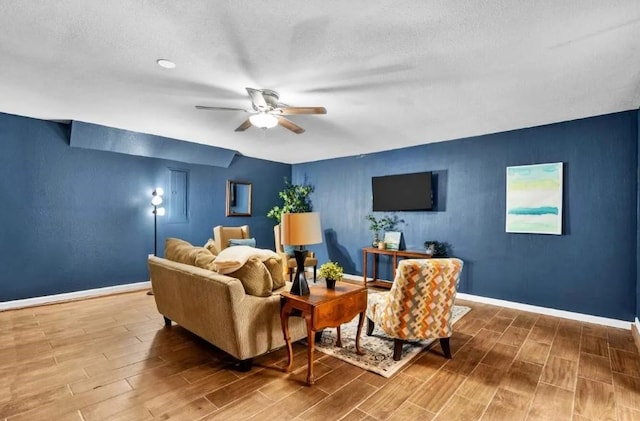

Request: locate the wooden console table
(362, 247), (433, 288)
(280, 283), (367, 385)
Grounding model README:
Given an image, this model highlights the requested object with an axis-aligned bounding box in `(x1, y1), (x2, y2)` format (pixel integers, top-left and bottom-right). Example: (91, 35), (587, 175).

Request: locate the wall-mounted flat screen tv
(372, 171), (433, 211)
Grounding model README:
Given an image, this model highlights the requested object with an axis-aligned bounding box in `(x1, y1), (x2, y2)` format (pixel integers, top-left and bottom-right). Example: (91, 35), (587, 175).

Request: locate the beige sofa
(148, 255), (308, 369)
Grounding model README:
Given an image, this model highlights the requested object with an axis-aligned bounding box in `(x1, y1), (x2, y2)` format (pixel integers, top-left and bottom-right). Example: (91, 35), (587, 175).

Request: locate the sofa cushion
(193, 248), (217, 270)
(165, 238), (193, 262)
(228, 257), (273, 297)
(264, 257), (285, 290)
(228, 237), (256, 248)
(166, 238), (214, 267)
(203, 238), (219, 256)
(213, 245), (279, 274)
(165, 238), (195, 264)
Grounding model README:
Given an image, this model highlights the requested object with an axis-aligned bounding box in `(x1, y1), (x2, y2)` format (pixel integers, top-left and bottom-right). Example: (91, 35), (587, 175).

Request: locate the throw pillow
(193, 248), (216, 269)
(165, 238), (214, 267)
(165, 238), (195, 265)
(228, 238), (256, 248)
(203, 238), (218, 256)
(228, 257), (273, 297)
(264, 257), (285, 290)
(213, 245), (279, 274)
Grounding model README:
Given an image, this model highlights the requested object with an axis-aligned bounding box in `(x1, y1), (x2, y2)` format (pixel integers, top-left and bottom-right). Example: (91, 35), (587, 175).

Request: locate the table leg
(305, 314), (315, 385)
(373, 253), (378, 282)
(336, 326), (342, 347)
(355, 311), (365, 355)
(393, 255), (398, 278)
(280, 303), (293, 372)
(362, 249), (368, 286)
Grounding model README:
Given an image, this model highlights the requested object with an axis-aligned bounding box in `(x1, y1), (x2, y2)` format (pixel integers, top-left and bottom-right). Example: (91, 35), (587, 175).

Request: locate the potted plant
(365, 214), (404, 247)
(267, 177), (314, 223)
(423, 241), (451, 257)
(318, 261), (344, 289)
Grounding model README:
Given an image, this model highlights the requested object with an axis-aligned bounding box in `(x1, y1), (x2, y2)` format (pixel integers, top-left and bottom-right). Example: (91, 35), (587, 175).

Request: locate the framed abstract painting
(505, 162), (563, 235)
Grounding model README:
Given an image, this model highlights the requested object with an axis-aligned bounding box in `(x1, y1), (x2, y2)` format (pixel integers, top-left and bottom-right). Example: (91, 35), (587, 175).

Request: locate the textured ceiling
(0, 1), (639, 164)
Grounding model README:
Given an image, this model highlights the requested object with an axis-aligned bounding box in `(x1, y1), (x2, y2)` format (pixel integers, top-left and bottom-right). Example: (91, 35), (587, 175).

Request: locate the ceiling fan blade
(276, 116), (305, 134)
(195, 105), (247, 112)
(246, 87), (268, 110)
(234, 119), (253, 132)
(278, 107), (327, 115)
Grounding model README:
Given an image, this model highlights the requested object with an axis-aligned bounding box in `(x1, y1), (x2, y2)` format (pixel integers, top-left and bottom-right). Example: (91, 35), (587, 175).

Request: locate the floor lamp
(151, 188), (165, 255)
(280, 212), (323, 296)
(148, 188), (165, 295)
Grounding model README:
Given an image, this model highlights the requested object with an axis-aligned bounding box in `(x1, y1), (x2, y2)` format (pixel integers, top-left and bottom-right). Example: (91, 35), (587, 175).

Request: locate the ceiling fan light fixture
(156, 59), (176, 69)
(196, 87), (323, 134)
(249, 113), (278, 129)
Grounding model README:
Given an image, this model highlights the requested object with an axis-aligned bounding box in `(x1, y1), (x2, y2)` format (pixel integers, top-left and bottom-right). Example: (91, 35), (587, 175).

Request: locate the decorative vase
(325, 278), (337, 289)
(372, 232), (380, 248)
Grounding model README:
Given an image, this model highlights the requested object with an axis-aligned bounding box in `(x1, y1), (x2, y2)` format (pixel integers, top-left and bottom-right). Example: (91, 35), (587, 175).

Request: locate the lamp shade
(280, 212), (322, 246)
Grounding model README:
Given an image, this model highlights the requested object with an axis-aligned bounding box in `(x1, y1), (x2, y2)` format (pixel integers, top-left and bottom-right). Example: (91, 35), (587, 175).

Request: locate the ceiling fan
(195, 87), (326, 134)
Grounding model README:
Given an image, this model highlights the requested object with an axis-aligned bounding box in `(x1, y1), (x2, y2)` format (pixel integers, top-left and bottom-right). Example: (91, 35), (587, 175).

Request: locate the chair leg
(440, 337), (452, 359)
(313, 265), (317, 282)
(366, 318), (375, 336)
(393, 339), (405, 361)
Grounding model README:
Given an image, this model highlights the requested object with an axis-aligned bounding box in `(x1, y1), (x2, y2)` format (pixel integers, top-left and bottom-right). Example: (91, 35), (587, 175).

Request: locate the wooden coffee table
(280, 282), (367, 385)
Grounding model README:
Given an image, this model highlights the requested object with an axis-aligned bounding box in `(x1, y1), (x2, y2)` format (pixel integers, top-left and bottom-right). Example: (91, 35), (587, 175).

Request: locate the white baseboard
(342, 273), (365, 282)
(456, 292), (631, 329)
(633, 318), (640, 354)
(2, 273), (633, 331)
(0, 281), (151, 312)
(343, 273), (631, 330)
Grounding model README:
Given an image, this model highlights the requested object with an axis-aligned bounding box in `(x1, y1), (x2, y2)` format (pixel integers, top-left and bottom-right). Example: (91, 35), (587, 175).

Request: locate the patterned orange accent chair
(366, 258), (464, 361)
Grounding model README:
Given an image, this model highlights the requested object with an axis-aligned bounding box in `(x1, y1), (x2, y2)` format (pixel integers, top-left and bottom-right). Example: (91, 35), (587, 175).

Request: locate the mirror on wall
(226, 180), (252, 217)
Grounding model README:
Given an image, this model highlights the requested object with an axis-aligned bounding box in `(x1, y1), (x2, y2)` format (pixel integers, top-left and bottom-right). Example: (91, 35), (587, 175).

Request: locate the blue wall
(70, 121), (237, 168)
(3, 109), (638, 321)
(294, 111), (638, 321)
(0, 112), (289, 301)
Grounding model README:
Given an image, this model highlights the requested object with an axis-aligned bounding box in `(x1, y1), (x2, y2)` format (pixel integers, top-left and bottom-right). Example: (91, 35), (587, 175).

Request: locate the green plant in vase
(365, 213), (404, 247)
(267, 177), (314, 223)
(423, 241), (451, 257)
(318, 261), (344, 289)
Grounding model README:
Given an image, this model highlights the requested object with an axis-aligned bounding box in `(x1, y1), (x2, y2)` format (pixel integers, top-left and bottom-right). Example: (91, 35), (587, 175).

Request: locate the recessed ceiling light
(156, 59), (176, 69)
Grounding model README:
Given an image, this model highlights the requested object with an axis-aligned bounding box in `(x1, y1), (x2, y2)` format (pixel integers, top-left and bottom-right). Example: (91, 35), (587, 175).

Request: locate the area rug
(314, 297), (471, 378)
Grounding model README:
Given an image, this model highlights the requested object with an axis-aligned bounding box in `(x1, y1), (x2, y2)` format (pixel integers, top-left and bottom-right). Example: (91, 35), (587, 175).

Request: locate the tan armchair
(273, 224), (318, 282)
(213, 225), (250, 253)
(366, 258), (464, 361)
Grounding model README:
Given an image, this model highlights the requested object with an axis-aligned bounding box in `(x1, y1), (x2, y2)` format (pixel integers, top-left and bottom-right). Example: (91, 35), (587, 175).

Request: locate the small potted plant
(423, 241), (451, 257)
(318, 261), (344, 289)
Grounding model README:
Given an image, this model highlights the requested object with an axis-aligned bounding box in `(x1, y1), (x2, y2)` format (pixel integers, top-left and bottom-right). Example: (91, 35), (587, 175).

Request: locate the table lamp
(280, 212), (322, 296)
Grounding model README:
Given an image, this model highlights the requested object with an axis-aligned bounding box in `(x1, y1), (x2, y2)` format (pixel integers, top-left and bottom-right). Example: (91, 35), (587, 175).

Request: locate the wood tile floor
(1, 290), (639, 420)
